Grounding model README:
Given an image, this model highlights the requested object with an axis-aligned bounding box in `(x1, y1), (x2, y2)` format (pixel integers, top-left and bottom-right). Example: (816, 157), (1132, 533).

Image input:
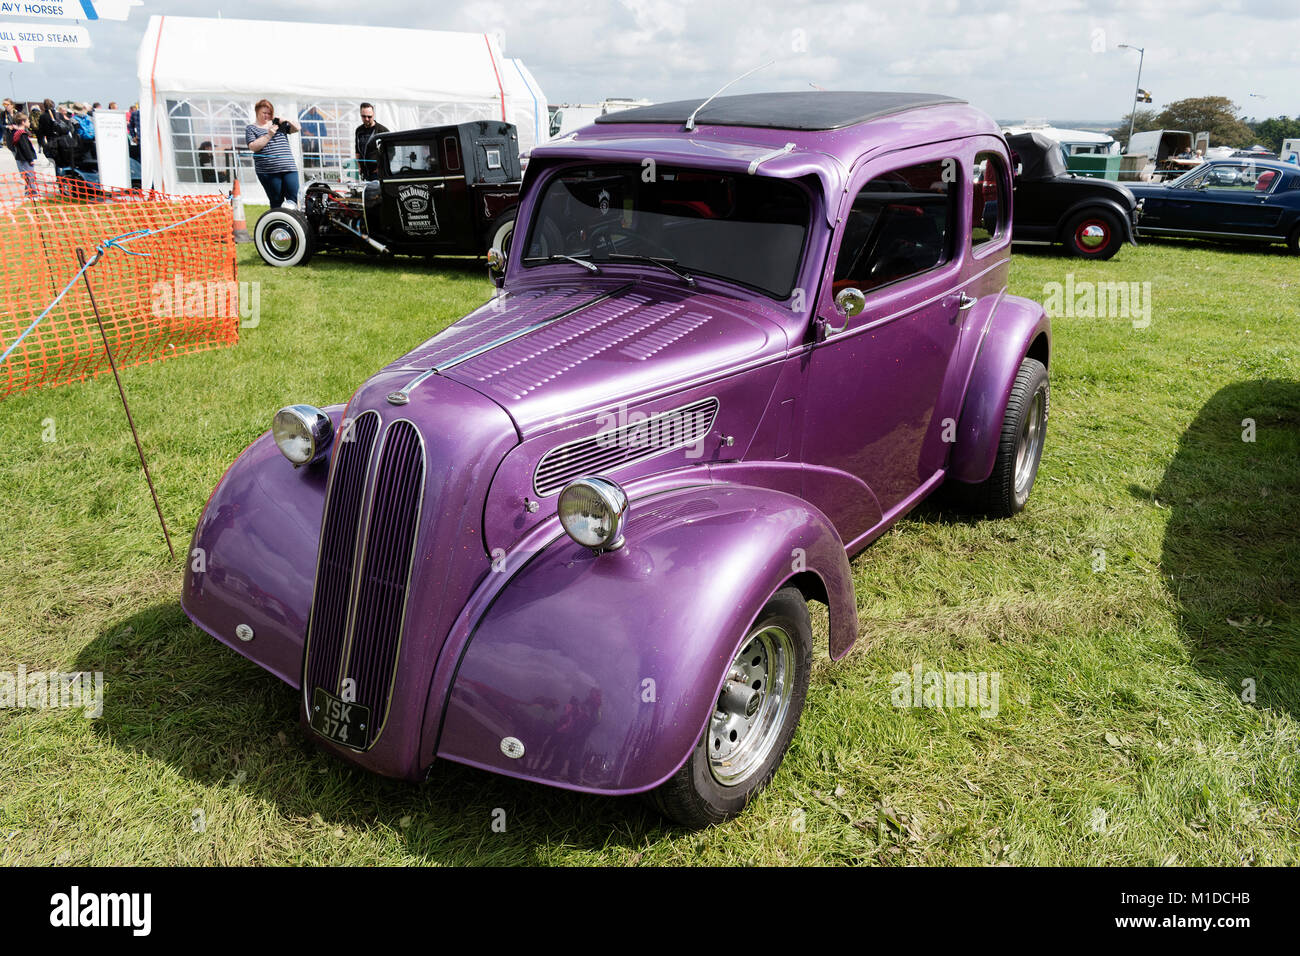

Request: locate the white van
(1282, 138), (1300, 165)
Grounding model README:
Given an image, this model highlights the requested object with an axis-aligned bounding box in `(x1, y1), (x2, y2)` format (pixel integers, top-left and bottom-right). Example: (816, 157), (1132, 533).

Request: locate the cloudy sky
(6, 0), (1298, 124)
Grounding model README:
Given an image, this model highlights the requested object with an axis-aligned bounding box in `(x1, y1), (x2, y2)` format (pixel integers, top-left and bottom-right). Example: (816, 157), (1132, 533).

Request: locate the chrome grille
(341, 420), (425, 747)
(533, 397), (718, 497)
(303, 415), (425, 750)
(304, 411), (379, 697)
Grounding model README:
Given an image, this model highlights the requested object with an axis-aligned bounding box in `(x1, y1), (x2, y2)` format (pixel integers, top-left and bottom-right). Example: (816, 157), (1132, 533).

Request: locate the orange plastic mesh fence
(0, 173), (237, 400)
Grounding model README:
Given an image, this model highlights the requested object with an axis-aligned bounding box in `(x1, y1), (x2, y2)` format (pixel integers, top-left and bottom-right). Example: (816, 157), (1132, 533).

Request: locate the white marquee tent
(136, 16), (547, 203)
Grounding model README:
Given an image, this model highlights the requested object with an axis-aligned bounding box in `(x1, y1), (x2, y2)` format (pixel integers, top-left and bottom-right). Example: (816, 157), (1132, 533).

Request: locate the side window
(833, 160), (954, 291)
(385, 142), (440, 176)
(444, 136), (462, 172)
(971, 152), (1007, 248)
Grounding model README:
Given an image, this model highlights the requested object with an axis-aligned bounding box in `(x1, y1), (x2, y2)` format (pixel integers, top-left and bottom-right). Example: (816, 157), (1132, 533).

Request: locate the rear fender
(948, 294), (1050, 484)
(431, 483), (857, 794)
(1059, 196), (1138, 244)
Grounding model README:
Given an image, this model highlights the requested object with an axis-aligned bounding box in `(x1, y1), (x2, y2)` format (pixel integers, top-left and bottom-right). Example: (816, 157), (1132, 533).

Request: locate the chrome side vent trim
(533, 397), (719, 497)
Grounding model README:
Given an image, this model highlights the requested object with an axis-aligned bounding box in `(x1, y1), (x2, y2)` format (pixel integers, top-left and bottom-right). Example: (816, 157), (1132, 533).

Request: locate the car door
(378, 138), (465, 252)
(800, 145), (975, 543)
(1189, 162), (1287, 235)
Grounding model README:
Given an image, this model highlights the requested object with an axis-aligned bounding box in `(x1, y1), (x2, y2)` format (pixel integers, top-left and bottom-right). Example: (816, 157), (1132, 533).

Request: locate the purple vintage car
(183, 91), (1050, 827)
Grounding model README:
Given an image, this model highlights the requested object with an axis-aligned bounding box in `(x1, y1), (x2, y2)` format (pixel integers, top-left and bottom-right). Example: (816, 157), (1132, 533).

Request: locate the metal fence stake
(75, 247), (176, 561)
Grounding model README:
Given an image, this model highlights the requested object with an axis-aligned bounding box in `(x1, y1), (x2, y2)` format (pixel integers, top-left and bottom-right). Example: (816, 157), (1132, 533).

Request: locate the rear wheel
(1062, 208), (1123, 260)
(649, 587), (812, 828)
(1287, 224), (1300, 256)
(254, 208), (315, 267)
(953, 357), (1049, 518)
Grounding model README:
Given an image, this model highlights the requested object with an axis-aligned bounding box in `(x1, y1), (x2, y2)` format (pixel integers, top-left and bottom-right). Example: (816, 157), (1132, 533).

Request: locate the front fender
(948, 294), (1050, 484)
(433, 484), (857, 795)
(180, 405), (343, 687)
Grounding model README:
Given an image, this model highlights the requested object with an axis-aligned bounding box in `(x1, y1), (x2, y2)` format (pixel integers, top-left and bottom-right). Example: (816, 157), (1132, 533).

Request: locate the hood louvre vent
(533, 397), (719, 497)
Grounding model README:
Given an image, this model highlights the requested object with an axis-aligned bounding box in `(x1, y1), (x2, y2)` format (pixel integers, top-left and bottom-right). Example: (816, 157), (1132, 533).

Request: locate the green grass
(1, 223), (1297, 865)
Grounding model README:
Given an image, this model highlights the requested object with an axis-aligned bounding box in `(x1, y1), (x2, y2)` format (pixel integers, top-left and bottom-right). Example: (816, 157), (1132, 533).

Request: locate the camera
(275, 118), (294, 135)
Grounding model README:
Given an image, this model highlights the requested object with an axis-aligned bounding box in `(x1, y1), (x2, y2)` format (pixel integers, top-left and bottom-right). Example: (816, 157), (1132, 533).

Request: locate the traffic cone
(231, 178), (251, 243)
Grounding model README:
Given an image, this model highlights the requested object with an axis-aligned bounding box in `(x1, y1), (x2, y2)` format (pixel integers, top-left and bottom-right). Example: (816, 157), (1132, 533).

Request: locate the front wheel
(648, 587), (812, 828)
(954, 356), (1049, 518)
(254, 208), (315, 267)
(485, 209), (517, 258)
(1062, 208), (1123, 260)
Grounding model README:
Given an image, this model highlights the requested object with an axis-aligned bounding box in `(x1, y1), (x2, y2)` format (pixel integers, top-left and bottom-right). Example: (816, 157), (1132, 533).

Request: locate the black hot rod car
(1004, 131), (1139, 260)
(253, 121), (523, 267)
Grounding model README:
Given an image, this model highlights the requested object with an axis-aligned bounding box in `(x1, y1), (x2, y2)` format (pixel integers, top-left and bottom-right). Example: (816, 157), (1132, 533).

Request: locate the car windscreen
(522, 164), (811, 298)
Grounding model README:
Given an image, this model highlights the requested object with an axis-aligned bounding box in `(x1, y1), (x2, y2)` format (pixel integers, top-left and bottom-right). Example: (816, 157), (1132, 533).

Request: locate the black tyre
(485, 208), (517, 258)
(649, 587), (812, 829)
(954, 356), (1049, 518)
(1062, 208), (1123, 260)
(1288, 224), (1300, 256)
(254, 208), (315, 267)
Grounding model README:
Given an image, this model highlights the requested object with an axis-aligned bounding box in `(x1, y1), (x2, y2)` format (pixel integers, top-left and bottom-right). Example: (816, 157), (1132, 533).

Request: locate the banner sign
(0, 1), (142, 21)
(94, 109), (130, 189)
(0, 23), (89, 47)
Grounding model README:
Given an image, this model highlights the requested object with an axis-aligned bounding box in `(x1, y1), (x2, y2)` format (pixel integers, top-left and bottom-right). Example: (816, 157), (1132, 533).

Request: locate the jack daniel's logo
(395, 182), (439, 235)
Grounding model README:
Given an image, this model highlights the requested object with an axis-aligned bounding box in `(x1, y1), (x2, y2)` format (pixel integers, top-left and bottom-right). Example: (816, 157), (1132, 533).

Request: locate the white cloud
(6, 0), (1298, 122)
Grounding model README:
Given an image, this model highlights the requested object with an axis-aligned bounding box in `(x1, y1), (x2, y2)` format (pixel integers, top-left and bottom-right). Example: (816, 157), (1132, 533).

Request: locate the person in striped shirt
(246, 98), (301, 209)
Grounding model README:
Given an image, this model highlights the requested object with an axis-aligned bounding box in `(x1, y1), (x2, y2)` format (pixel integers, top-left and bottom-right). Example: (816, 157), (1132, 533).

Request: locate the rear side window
(833, 160), (955, 291)
(971, 151), (1007, 248)
(444, 136), (462, 172)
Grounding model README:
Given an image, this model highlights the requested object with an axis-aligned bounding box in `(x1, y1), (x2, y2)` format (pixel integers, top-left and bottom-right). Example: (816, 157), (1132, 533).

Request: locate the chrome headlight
(557, 476), (629, 552)
(272, 404), (333, 467)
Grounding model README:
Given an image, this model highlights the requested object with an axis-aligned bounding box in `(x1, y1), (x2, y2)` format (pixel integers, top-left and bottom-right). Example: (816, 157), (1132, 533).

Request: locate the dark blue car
(1127, 159), (1300, 255)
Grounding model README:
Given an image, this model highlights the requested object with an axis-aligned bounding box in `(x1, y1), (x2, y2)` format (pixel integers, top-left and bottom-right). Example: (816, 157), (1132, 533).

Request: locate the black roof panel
(593, 91), (967, 132)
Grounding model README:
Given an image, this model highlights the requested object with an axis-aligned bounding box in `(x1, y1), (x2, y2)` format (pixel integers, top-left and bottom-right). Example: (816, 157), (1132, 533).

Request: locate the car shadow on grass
(76, 604), (670, 862)
(1147, 379), (1300, 716)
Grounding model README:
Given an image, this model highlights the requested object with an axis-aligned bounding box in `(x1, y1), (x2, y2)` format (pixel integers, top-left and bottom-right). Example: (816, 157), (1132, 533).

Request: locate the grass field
(1, 217), (1297, 866)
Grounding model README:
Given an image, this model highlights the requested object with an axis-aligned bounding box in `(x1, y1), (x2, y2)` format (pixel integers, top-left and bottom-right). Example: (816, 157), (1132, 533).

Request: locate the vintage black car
(1004, 131), (1139, 259)
(253, 121), (523, 267)
(1127, 159), (1300, 255)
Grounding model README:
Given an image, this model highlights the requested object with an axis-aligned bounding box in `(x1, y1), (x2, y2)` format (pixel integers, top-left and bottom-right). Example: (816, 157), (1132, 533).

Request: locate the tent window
(297, 100), (362, 182)
(417, 103), (482, 128)
(166, 98), (251, 184)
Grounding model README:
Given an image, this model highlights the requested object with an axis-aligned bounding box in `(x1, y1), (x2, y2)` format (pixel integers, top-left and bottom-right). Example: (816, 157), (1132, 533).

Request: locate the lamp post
(1118, 43), (1145, 151)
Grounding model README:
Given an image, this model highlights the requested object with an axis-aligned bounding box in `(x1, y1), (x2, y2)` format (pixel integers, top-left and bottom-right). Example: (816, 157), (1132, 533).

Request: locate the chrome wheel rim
(1014, 387), (1047, 496)
(268, 225), (295, 254)
(709, 625), (794, 786)
(1075, 220), (1108, 250)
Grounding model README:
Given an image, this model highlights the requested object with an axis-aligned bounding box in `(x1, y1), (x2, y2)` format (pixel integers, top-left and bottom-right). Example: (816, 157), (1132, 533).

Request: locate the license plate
(309, 687), (370, 748)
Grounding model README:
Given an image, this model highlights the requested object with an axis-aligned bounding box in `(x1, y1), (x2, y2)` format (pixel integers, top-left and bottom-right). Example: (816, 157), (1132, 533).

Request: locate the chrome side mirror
(487, 247), (506, 288)
(834, 287), (865, 318)
(817, 287), (865, 341)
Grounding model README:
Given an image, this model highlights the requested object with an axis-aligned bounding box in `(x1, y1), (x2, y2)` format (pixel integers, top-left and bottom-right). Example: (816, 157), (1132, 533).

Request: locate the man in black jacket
(353, 102), (388, 181)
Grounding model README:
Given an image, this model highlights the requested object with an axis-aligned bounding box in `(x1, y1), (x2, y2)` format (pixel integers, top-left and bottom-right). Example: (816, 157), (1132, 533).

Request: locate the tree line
(1108, 96), (1300, 152)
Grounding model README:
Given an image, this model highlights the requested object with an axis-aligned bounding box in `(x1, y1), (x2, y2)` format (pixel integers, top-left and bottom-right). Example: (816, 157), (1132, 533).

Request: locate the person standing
(353, 102), (388, 181)
(1, 98), (16, 151)
(11, 113), (39, 198)
(246, 98), (300, 208)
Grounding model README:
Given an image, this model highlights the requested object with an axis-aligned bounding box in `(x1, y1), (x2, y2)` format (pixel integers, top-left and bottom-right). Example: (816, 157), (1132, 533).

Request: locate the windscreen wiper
(599, 253), (696, 287)
(522, 253), (601, 273)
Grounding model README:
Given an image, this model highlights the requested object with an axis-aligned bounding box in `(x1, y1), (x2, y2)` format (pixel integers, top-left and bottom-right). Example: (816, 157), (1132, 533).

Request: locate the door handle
(958, 292), (978, 312)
